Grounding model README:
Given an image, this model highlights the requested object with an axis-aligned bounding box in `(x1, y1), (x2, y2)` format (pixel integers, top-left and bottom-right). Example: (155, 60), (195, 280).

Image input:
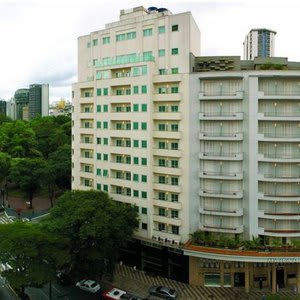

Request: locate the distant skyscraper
(243, 28), (276, 60)
(6, 98), (16, 120)
(0, 100), (7, 115)
(14, 89), (29, 120)
(29, 84), (49, 119)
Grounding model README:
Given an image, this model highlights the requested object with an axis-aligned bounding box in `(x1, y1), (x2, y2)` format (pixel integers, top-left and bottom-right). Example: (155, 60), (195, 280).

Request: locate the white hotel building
(72, 6), (300, 292)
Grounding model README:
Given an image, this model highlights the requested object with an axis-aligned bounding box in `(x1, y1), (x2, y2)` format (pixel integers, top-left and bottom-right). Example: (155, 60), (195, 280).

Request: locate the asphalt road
(0, 277), (19, 300)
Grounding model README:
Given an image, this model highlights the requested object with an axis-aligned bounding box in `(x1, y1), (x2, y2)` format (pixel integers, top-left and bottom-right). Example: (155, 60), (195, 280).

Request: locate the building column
(272, 264), (276, 294)
(249, 262), (254, 288)
(189, 257), (200, 285)
(220, 261), (224, 287)
(297, 263), (300, 294)
(245, 262), (250, 293)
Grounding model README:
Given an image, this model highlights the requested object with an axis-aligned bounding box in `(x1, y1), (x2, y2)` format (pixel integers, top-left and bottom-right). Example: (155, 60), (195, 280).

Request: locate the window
(158, 159), (166, 167)
(97, 153), (101, 160)
(133, 157), (139, 165)
(97, 105), (101, 112)
(143, 28), (153, 37)
(158, 223), (165, 231)
(141, 66), (147, 75)
(103, 170), (108, 177)
(133, 86), (139, 94)
(158, 26), (165, 34)
(133, 122), (139, 130)
(159, 69), (167, 75)
(171, 177), (178, 186)
(158, 87), (167, 94)
(171, 105), (179, 112)
(171, 210), (178, 218)
(132, 67), (139, 77)
(158, 142), (166, 149)
(141, 158), (147, 166)
(97, 88), (101, 96)
(103, 36), (110, 44)
(141, 191), (147, 199)
(159, 106), (166, 112)
(141, 85), (147, 94)
(133, 174), (139, 182)
(159, 176), (166, 184)
(97, 138), (101, 145)
(172, 225), (179, 235)
(116, 33), (126, 41)
(171, 124), (179, 131)
(141, 122), (147, 130)
(171, 87), (179, 93)
(103, 185), (108, 192)
(127, 31), (136, 39)
(142, 223), (148, 230)
(204, 274), (220, 287)
(96, 168), (101, 176)
(103, 154), (108, 161)
(87, 41), (91, 48)
(172, 24), (179, 31)
(141, 175), (147, 183)
(171, 160), (179, 168)
(92, 39), (98, 46)
(103, 105), (108, 112)
(97, 183), (101, 190)
(171, 68), (179, 74)
(92, 59), (98, 66)
(133, 190), (139, 198)
(141, 140), (147, 148)
(103, 138), (108, 145)
(141, 104), (147, 112)
(141, 207), (147, 214)
(171, 142), (178, 150)
(158, 49), (165, 57)
(158, 192), (166, 200)
(103, 88), (108, 96)
(171, 48), (179, 55)
(103, 121), (108, 129)
(159, 208), (166, 216)
(133, 140), (139, 148)
(97, 121), (101, 128)
(158, 124), (166, 131)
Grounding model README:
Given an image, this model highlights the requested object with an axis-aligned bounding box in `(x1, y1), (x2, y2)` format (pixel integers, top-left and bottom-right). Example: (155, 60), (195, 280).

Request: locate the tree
(43, 190), (138, 279)
(8, 158), (46, 208)
(0, 221), (69, 294)
(0, 152), (11, 205)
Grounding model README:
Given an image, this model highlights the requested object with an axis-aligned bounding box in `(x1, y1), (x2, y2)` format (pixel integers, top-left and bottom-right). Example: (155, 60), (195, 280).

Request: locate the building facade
(14, 88), (29, 120)
(29, 84), (49, 119)
(0, 100), (7, 115)
(243, 28), (276, 60)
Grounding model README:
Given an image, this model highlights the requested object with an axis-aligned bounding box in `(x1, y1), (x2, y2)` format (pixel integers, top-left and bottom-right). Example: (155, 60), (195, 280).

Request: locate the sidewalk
(113, 265), (300, 300)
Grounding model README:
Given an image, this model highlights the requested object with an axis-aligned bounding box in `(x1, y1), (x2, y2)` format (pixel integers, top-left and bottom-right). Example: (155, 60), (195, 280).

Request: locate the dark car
(148, 286), (177, 299)
(56, 271), (72, 286)
(120, 293), (144, 300)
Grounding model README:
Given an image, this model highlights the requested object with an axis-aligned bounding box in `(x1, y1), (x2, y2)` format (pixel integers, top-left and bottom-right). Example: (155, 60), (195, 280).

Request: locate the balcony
(257, 153), (300, 163)
(153, 183), (182, 193)
(259, 210), (300, 220)
(153, 74), (182, 83)
(199, 132), (243, 141)
(199, 223), (244, 234)
(258, 227), (300, 237)
(258, 192), (300, 202)
(153, 148), (182, 158)
(199, 207), (243, 217)
(153, 215), (182, 227)
(199, 152), (243, 161)
(80, 112), (94, 119)
(199, 170), (243, 180)
(258, 133), (300, 142)
(153, 199), (182, 210)
(153, 130), (182, 139)
(153, 166), (182, 176)
(258, 112), (300, 121)
(199, 91), (243, 100)
(153, 112), (182, 121)
(258, 173), (300, 183)
(199, 189), (243, 199)
(199, 112), (243, 120)
(153, 93), (182, 102)
(258, 91), (300, 101)
(80, 96), (94, 102)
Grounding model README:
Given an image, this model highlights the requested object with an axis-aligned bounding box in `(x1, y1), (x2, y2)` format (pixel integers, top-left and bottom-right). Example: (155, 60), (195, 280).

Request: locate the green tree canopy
(43, 190), (138, 279)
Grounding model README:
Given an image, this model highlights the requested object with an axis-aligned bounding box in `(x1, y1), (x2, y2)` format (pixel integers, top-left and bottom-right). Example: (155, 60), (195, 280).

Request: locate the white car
(75, 279), (101, 293)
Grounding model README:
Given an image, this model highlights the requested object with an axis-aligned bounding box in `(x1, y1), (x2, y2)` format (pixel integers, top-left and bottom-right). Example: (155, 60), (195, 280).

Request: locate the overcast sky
(0, 0), (299, 103)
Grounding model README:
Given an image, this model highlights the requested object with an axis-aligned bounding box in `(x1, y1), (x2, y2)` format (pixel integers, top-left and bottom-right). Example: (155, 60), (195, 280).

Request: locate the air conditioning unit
(173, 240), (180, 246)
(166, 238), (173, 245)
(152, 235), (159, 241)
(158, 237), (164, 242)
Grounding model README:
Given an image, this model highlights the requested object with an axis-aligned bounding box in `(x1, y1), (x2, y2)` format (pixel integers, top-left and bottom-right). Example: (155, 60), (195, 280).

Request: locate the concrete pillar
(272, 264), (276, 294)
(189, 256), (200, 285)
(245, 262), (250, 293)
(297, 263), (300, 294)
(220, 261), (224, 287)
(231, 271), (235, 288)
(249, 262), (254, 288)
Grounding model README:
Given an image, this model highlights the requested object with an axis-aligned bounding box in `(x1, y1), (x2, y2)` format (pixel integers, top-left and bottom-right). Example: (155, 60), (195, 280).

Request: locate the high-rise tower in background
(243, 28), (276, 60)
(29, 84), (49, 119)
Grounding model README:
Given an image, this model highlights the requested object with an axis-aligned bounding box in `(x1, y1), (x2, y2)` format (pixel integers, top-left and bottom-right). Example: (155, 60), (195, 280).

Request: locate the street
(0, 277), (19, 299)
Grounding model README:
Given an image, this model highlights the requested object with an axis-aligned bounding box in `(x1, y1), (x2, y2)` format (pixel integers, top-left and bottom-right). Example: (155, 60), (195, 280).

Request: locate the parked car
(56, 271), (72, 286)
(102, 287), (127, 299)
(120, 293), (144, 300)
(148, 286), (177, 299)
(75, 279), (101, 293)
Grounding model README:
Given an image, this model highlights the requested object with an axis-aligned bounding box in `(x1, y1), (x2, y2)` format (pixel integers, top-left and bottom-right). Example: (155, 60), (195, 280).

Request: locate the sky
(0, 0), (300, 103)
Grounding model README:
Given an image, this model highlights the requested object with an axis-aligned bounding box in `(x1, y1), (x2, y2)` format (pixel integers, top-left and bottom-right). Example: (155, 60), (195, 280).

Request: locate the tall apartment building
(14, 88), (29, 120)
(243, 28), (276, 60)
(29, 84), (49, 119)
(72, 6), (200, 281)
(0, 100), (7, 115)
(185, 56), (300, 293)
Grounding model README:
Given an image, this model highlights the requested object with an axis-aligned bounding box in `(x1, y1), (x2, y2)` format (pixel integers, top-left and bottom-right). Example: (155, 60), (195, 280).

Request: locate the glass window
(133, 67), (139, 77)
(133, 174), (139, 182)
(97, 88), (101, 96)
(171, 124), (179, 131)
(133, 140), (139, 147)
(103, 184), (108, 192)
(92, 39), (98, 46)
(158, 124), (166, 131)
(143, 28), (153, 37)
(141, 140), (147, 148)
(171, 105), (179, 112)
(97, 183), (101, 190)
(97, 153), (101, 160)
(158, 87), (167, 94)
(158, 49), (165, 57)
(171, 142), (178, 150)
(158, 142), (166, 149)
(141, 85), (147, 94)
(204, 274), (221, 287)
(133, 104), (139, 112)
(158, 192), (166, 200)
(158, 159), (166, 167)
(142, 223), (148, 230)
(141, 175), (147, 183)
(159, 106), (166, 112)
(172, 225), (179, 235)
(133, 190), (139, 197)
(158, 26), (165, 34)
(171, 177), (178, 186)
(171, 210), (178, 218)
(141, 104), (147, 112)
(116, 33), (126, 41)
(141, 207), (147, 214)
(102, 36), (110, 44)
(171, 87), (179, 93)
(103, 88), (108, 96)
(158, 176), (166, 184)
(159, 69), (167, 75)
(172, 25), (179, 32)
(127, 31), (136, 39)
(96, 168), (101, 176)
(141, 191), (147, 199)
(103, 121), (108, 129)
(103, 169), (108, 177)
(141, 122), (147, 130)
(133, 157), (139, 165)
(171, 160), (179, 168)
(141, 66), (147, 75)
(158, 223), (165, 231)
(103, 138), (108, 145)
(171, 48), (179, 55)
(171, 194), (178, 202)
(141, 158), (147, 165)
(133, 86), (139, 94)
(171, 68), (179, 74)
(133, 122), (139, 130)
(96, 138), (101, 145)
(103, 105), (108, 112)
(97, 105), (101, 112)
(96, 121), (101, 128)
(103, 154), (108, 161)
